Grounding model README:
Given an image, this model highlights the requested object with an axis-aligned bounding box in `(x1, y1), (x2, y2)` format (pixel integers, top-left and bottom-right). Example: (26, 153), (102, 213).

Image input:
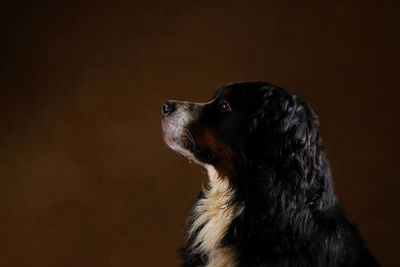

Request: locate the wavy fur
(163, 81), (379, 266)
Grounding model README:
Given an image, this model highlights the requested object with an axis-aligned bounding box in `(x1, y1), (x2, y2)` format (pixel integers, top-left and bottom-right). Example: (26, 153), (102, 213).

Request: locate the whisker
(185, 128), (196, 148)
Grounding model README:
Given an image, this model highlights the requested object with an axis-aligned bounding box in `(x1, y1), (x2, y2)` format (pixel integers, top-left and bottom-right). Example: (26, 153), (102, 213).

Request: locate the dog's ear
(279, 98), (325, 183)
(248, 90), (320, 163)
(281, 98), (319, 150)
(246, 88), (327, 194)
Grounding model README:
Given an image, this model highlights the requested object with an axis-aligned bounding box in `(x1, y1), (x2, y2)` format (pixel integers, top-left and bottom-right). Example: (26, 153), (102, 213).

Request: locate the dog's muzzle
(161, 100), (203, 156)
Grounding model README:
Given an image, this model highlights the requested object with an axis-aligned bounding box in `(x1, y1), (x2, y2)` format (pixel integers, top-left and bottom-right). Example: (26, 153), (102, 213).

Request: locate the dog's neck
(187, 165), (240, 266)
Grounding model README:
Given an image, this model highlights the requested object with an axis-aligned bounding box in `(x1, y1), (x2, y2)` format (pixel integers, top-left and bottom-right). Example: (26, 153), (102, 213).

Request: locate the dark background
(1, 1), (399, 266)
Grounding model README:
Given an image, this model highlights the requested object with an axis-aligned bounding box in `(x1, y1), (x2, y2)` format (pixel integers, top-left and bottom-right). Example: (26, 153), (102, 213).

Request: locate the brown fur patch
(199, 129), (233, 177)
(221, 87), (232, 96)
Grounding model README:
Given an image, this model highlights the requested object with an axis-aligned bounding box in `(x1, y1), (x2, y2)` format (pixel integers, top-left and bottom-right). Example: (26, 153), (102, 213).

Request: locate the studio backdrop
(1, 1), (399, 266)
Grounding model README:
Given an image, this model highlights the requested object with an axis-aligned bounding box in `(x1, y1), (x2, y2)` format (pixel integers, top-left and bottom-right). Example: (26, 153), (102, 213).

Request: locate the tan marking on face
(198, 129), (233, 176)
(188, 166), (241, 267)
(221, 87), (232, 96)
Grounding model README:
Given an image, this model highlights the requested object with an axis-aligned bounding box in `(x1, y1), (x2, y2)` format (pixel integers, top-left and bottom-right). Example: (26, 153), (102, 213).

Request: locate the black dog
(161, 81), (379, 266)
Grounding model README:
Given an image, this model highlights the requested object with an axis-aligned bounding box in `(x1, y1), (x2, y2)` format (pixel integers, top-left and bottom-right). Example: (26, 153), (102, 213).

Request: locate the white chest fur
(188, 166), (241, 267)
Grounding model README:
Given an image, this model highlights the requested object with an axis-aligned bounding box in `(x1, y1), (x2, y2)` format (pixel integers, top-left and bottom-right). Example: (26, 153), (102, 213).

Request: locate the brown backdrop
(1, 1), (399, 266)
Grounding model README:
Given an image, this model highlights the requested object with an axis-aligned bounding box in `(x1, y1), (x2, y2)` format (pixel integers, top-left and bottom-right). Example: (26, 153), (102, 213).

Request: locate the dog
(161, 81), (379, 266)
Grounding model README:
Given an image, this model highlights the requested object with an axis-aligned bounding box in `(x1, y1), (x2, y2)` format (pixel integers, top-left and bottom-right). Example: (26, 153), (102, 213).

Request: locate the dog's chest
(188, 167), (240, 267)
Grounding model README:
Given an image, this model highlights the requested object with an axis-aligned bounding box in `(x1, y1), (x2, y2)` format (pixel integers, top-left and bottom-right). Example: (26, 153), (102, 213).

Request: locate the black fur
(165, 81), (379, 266)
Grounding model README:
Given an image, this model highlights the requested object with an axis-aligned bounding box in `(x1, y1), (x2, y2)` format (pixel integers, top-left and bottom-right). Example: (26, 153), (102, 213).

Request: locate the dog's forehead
(215, 82), (274, 98)
(214, 85), (248, 99)
(221, 86), (232, 96)
(214, 86), (230, 99)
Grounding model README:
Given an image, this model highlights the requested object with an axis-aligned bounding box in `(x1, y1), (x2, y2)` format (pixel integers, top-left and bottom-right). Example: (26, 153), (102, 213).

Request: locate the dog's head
(161, 81), (319, 180)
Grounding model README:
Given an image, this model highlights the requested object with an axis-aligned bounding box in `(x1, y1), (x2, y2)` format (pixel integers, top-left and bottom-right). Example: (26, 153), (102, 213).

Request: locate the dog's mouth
(162, 116), (198, 158)
(161, 100), (219, 166)
(162, 116), (215, 165)
(161, 117), (177, 146)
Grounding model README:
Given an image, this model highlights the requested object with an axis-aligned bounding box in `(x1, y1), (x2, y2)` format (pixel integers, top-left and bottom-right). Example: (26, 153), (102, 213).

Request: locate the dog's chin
(163, 131), (198, 161)
(162, 131), (178, 148)
(162, 118), (204, 164)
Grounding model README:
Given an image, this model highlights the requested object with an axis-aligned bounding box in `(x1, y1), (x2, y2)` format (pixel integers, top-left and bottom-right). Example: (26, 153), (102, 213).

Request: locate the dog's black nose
(162, 101), (176, 117)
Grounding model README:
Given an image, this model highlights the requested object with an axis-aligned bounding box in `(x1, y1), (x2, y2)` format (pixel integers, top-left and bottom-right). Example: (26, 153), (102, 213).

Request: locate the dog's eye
(220, 100), (232, 112)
